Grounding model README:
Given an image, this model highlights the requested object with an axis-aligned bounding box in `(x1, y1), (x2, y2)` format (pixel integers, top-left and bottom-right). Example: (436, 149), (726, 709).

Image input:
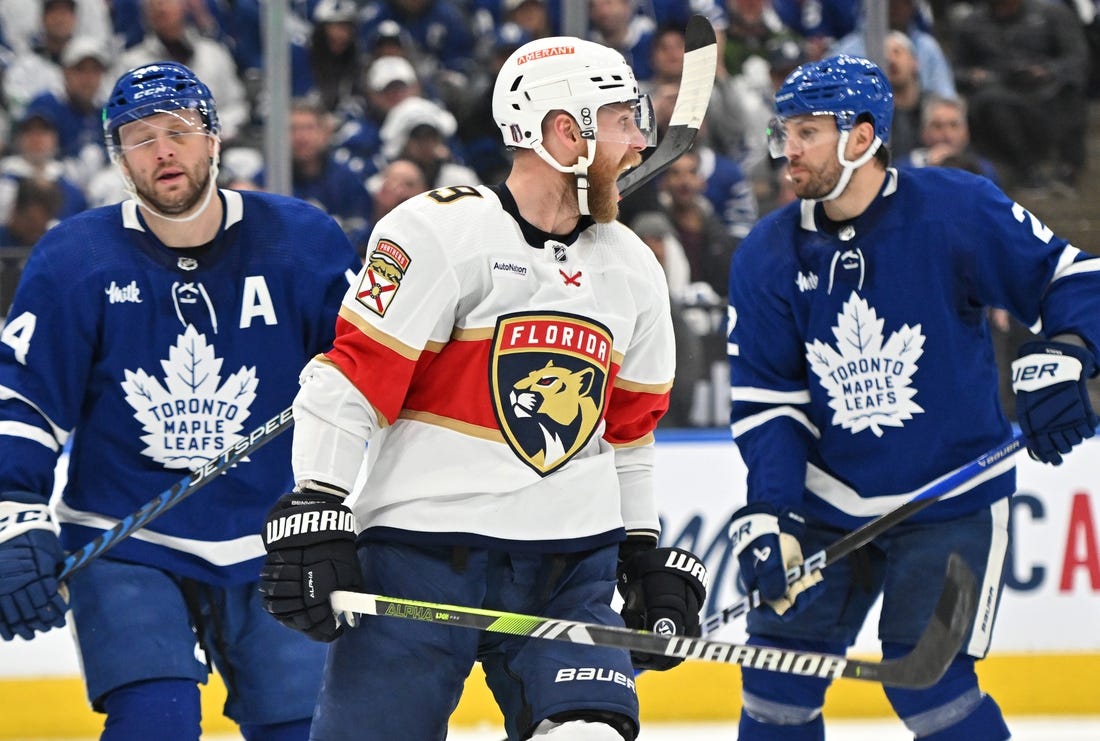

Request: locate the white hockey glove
(729, 503), (822, 617)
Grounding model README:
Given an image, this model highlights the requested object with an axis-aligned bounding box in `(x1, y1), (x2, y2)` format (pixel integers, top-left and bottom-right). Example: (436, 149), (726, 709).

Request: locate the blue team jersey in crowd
(727, 167), (1100, 530)
(0, 189), (359, 584)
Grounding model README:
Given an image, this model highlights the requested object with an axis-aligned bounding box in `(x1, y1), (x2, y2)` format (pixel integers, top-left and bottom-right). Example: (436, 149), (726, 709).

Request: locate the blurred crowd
(1, 0), (1098, 424)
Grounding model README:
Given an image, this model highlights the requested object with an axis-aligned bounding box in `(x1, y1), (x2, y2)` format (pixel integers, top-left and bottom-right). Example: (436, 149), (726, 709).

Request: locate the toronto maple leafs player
(725, 55), (1100, 740)
(0, 63), (360, 740)
(257, 36), (708, 741)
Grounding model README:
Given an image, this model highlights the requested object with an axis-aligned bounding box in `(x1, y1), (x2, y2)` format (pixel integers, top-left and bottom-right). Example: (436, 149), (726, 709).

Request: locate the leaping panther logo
(492, 313), (613, 476)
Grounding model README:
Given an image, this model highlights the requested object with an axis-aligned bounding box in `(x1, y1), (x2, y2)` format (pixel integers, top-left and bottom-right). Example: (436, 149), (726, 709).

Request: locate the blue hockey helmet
(103, 62), (220, 157)
(773, 54), (893, 144)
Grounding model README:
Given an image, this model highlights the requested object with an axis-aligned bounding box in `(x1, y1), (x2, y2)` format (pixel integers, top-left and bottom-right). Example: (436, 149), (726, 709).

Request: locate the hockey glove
(617, 537), (708, 671)
(259, 487), (363, 642)
(729, 503), (822, 618)
(0, 493), (68, 641)
(1012, 340), (1098, 465)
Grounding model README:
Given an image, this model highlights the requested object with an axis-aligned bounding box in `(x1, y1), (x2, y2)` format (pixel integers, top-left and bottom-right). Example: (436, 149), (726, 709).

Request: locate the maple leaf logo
(805, 291), (925, 437)
(121, 325), (258, 468)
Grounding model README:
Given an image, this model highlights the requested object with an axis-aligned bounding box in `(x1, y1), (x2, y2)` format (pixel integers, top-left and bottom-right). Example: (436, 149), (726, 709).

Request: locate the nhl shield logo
(491, 312), (612, 476)
(357, 239), (411, 317)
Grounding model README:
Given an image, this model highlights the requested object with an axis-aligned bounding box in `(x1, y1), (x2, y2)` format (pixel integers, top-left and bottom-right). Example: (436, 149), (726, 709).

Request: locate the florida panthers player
(258, 36), (708, 741)
(0, 63), (360, 740)
(726, 55), (1100, 740)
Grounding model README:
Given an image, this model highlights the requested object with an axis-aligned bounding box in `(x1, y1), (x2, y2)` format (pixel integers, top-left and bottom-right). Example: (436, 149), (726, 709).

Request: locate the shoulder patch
(356, 239), (411, 317)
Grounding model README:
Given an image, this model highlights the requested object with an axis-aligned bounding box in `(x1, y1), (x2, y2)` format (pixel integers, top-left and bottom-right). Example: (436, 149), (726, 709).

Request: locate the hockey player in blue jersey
(726, 55), (1100, 740)
(0, 62), (360, 740)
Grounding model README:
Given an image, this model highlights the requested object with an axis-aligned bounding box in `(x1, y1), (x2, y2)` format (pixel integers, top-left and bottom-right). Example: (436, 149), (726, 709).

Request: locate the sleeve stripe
(0, 384), (68, 445)
(0, 421), (61, 452)
(730, 386), (812, 404)
(1050, 245), (1083, 283)
(730, 405), (820, 440)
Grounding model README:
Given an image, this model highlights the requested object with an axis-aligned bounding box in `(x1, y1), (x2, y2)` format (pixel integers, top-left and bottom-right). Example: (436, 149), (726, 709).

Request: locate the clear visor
(593, 95), (657, 148)
(766, 112), (837, 158)
(106, 101), (215, 159)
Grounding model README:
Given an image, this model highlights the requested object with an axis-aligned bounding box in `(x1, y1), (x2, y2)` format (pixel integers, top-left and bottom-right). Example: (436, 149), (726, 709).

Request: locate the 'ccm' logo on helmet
(516, 45), (575, 65)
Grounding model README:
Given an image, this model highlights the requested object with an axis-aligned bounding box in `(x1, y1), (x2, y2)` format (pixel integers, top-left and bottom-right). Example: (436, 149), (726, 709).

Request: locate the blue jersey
(727, 167), (1100, 529)
(0, 190), (360, 584)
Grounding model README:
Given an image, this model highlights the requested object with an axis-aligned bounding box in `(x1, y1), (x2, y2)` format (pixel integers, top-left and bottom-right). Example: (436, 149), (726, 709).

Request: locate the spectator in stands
(334, 55), (423, 165)
(114, 0), (250, 141)
(882, 30), (927, 161)
(363, 157), (428, 257)
(378, 96), (479, 189)
(656, 148), (739, 301)
(1, 0), (77, 117)
(501, 0), (555, 40)
(631, 210), (705, 429)
(22, 36), (109, 190)
(455, 22), (528, 183)
(0, 108), (86, 220)
(952, 0), (1089, 191)
(358, 0), (477, 89)
(304, 0), (367, 114)
(0, 0), (111, 55)
(831, 0), (957, 98)
(772, 0), (859, 60)
(279, 97), (373, 249)
(0, 178), (62, 317)
(899, 94), (1001, 185)
(588, 0), (657, 82)
(723, 0), (799, 76)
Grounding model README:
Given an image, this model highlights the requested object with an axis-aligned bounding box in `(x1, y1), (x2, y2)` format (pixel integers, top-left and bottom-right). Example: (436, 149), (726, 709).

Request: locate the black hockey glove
(729, 503), (822, 618)
(616, 537), (708, 671)
(259, 487), (362, 642)
(1012, 340), (1098, 465)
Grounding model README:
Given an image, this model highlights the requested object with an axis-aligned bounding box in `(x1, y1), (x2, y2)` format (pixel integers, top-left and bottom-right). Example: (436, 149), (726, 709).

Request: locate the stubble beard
(134, 163), (212, 217)
(792, 157), (843, 201)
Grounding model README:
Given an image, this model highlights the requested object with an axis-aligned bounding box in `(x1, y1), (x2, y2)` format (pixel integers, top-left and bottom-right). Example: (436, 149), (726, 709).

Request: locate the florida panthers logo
(492, 312), (613, 476)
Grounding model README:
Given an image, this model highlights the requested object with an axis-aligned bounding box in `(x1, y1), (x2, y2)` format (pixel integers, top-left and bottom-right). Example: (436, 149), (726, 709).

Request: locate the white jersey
(292, 184), (676, 553)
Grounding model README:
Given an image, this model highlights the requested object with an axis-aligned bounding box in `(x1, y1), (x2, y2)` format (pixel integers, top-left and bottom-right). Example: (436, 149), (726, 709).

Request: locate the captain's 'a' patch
(490, 312), (613, 476)
(357, 239), (411, 317)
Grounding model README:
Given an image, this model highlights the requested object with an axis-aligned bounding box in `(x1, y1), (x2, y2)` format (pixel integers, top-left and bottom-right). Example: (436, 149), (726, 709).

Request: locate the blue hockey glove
(259, 486), (363, 642)
(0, 493), (68, 641)
(1012, 340), (1098, 465)
(617, 537), (708, 671)
(729, 503), (822, 618)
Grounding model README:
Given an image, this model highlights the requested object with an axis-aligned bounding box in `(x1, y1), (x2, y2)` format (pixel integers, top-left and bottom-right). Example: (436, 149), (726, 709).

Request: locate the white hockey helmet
(492, 37), (653, 212)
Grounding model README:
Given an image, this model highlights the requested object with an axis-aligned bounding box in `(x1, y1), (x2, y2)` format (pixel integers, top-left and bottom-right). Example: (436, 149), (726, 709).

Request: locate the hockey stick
(616, 15), (717, 199)
(330, 552), (976, 689)
(702, 434), (1024, 634)
(57, 405), (294, 580)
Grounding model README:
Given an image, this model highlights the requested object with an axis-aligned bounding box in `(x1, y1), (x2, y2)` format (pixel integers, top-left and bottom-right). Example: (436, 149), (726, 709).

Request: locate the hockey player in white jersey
(726, 55), (1100, 740)
(258, 36), (708, 741)
(0, 63), (360, 740)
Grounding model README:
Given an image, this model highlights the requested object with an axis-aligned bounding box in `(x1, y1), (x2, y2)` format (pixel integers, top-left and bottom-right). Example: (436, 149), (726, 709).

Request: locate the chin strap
(815, 132), (882, 203)
(531, 138), (598, 216)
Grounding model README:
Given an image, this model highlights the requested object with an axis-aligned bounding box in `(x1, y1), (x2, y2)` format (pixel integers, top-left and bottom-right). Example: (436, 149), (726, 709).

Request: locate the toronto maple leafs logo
(120, 325), (258, 468)
(805, 291), (925, 437)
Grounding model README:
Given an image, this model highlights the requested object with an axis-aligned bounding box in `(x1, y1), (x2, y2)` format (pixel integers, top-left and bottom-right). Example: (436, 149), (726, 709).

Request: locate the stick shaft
(703, 434), (1023, 632)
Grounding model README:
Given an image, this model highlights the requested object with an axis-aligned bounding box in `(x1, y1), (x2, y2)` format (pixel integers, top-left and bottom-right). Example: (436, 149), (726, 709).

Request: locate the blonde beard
(587, 149), (644, 223)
